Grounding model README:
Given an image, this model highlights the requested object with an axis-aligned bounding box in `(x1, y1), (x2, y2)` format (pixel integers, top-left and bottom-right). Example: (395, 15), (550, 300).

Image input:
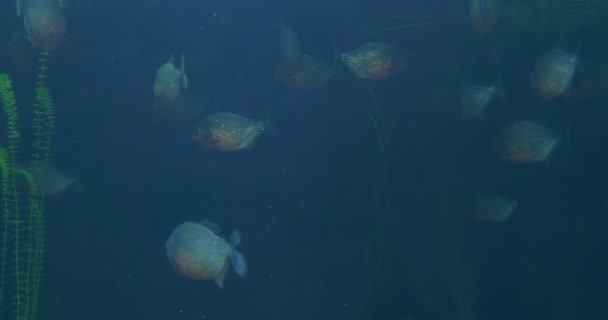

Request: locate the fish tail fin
(71, 173), (83, 194)
(565, 120), (572, 152)
(230, 249), (247, 277)
(228, 229), (247, 277)
(542, 137), (562, 168)
(330, 44), (346, 81)
(493, 75), (506, 103)
(489, 48), (506, 103)
(180, 52), (189, 90)
(262, 109), (276, 135)
(566, 40), (582, 98)
(542, 153), (555, 168)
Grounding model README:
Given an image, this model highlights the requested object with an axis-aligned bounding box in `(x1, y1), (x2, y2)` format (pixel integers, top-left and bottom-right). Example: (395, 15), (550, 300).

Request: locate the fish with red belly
(165, 220), (247, 288)
(341, 42), (405, 80)
(531, 48), (578, 99)
(22, 0), (67, 52)
(470, 0), (502, 34)
(192, 112), (267, 151)
(493, 121), (561, 164)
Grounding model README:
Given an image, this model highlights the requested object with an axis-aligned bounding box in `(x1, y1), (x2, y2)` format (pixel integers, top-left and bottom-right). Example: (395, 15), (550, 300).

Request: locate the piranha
(531, 48), (578, 99)
(460, 83), (500, 120)
(22, 0), (67, 52)
(276, 54), (334, 89)
(470, 0), (502, 34)
(274, 24), (333, 89)
(153, 53), (189, 109)
(341, 42), (405, 80)
(25, 163), (77, 196)
(165, 220), (247, 288)
(192, 112), (267, 151)
(471, 190), (518, 222)
(276, 24), (303, 76)
(493, 121), (561, 164)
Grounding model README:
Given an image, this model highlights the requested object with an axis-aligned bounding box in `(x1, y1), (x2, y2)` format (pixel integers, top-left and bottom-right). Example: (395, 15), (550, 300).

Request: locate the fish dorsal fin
(168, 54), (176, 66)
(200, 219), (221, 234)
(228, 229), (241, 247)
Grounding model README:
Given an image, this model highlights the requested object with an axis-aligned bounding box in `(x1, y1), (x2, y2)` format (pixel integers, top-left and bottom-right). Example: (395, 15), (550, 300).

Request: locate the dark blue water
(1, 1), (608, 320)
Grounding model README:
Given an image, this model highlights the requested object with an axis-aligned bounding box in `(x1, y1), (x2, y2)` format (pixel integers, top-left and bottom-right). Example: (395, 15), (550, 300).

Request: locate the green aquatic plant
(358, 84), (397, 320)
(438, 193), (480, 320)
(31, 52), (56, 167)
(26, 51), (55, 320)
(358, 15), (433, 37)
(489, 0), (608, 48)
(358, 0), (608, 51)
(0, 72), (20, 318)
(0, 51), (56, 320)
(435, 48), (480, 320)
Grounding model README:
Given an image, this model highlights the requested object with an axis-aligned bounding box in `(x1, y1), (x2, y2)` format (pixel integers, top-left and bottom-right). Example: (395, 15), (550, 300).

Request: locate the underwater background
(1, 0), (608, 320)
